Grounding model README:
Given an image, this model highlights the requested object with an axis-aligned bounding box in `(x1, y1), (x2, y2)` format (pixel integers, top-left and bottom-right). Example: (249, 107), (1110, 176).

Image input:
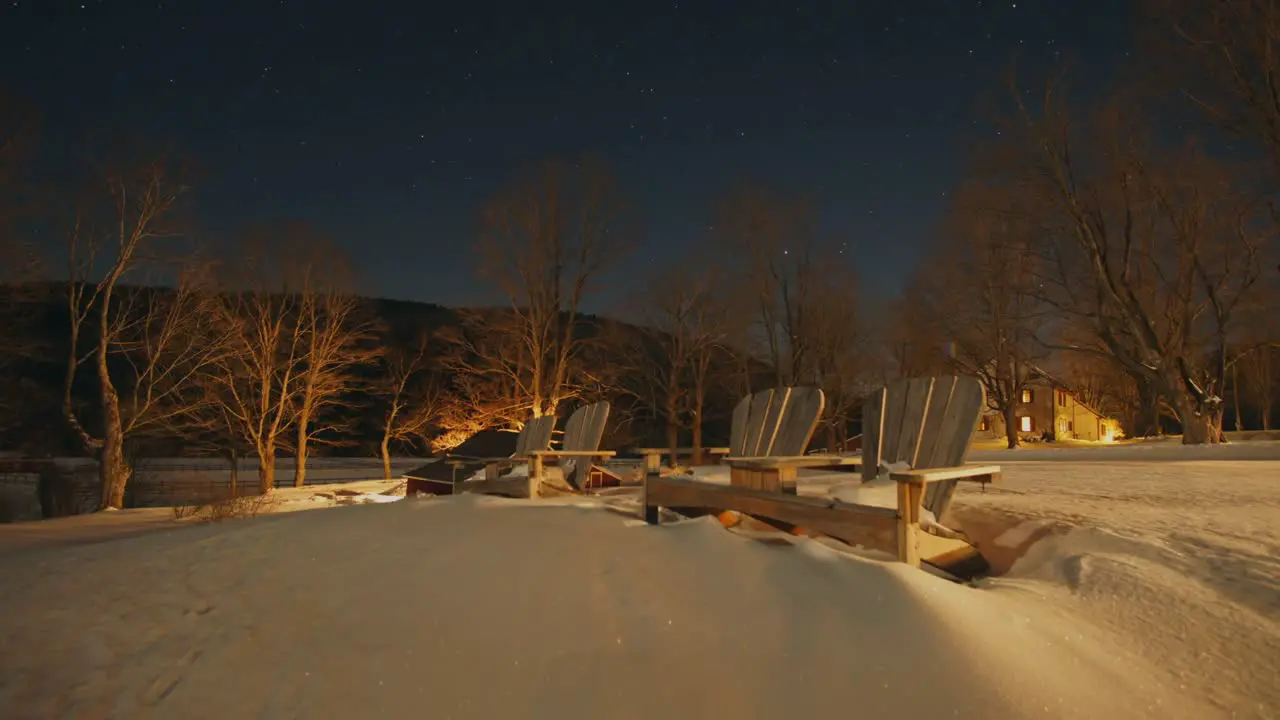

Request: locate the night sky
(1, 1), (1133, 312)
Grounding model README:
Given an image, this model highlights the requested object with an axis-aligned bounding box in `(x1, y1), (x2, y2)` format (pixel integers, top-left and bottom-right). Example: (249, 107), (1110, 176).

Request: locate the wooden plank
(861, 387), (886, 482)
(728, 395), (751, 456)
(879, 379), (912, 466)
(891, 465), (1001, 484)
(742, 389), (777, 457)
(529, 450), (617, 458)
(923, 377), (985, 519)
(633, 447), (732, 455)
(894, 377), (936, 468)
(937, 377), (985, 468)
(725, 455), (860, 469)
(896, 480), (924, 566)
(729, 465), (797, 494)
(513, 423), (531, 458)
(524, 416), (556, 458)
(758, 387), (791, 456)
(774, 386), (824, 456)
(914, 376), (958, 470)
(644, 476), (899, 554)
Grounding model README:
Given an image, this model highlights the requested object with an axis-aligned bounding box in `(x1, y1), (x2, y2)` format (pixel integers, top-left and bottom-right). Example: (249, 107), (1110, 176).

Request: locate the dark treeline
(2, 0), (1279, 512)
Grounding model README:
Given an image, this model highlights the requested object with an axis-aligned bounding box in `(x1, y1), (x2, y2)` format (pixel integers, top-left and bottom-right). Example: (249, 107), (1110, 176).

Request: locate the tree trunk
(1003, 404), (1020, 450)
(380, 435), (392, 480)
(1233, 363), (1245, 432)
(258, 445), (276, 494)
(1259, 348), (1274, 432)
(294, 418), (309, 488)
(665, 421), (679, 469)
(228, 447), (239, 497)
(691, 411), (704, 466)
(97, 358), (130, 509)
(691, 367), (707, 466)
(1175, 395), (1221, 445)
(665, 391), (680, 469)
(1130, 378), (1162, 438)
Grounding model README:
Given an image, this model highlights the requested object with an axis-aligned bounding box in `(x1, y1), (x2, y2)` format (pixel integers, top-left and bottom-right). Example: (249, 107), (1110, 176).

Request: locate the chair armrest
(634, 447), (732, 456)
(725, 455), (861, 471)
(528, 450), (617, 459)
(448, 454), (516, 464)
(890, 465), (1001, 486)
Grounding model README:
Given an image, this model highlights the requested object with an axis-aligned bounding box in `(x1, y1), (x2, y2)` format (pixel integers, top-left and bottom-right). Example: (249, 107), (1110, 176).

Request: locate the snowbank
(948, 457), (1280, 717)
(0, 492), (1219, 719)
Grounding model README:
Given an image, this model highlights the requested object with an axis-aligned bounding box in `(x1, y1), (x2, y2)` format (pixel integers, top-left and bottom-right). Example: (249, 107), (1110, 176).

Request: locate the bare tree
(434, 311), (537, 440)
(715, 184), (868, 445)
(714, 185), (818, 384)
(636, 267), (729, 464)
(61, 156), (221, 508)
(1144, 0), (1280, 177)
(1003, 71), (1269, 444)
(289, 242), (380, 488)
(197, 229), (311, 494)
(913, 180), (1049, 448)
(441, 158), (628, 445)
(377, 335), (443, 478)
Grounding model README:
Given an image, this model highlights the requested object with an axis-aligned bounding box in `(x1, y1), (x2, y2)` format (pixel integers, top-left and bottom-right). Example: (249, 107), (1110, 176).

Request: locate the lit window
(1021, 389), (1033, 403)
(1020, 416), (1033, 432)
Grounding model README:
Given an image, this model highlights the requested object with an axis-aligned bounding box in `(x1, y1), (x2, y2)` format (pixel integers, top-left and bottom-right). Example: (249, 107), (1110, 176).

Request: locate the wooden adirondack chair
(643, 376), (1000, 577)
(453, 415), (557, 497)
(530, 401), (616, 495)
(636, 386), (833, 483)
(862, 376), (998, 525)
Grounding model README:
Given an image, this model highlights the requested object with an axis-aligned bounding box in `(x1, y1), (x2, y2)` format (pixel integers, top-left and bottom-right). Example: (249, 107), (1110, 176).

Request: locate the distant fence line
(0, 457), (436, 520)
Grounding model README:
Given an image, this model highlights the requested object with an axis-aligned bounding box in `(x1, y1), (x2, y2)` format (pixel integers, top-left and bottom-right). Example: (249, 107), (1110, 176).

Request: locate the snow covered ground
(0, 442), (1275, 717)
(953, 441), (1280, 717)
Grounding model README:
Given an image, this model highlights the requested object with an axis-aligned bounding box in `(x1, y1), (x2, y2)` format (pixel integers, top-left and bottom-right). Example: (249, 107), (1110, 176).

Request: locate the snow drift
(0, 492), (1219, 719)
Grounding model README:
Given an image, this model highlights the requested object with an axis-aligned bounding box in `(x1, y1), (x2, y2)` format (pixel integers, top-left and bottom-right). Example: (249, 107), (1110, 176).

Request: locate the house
(974, 373), (1122, 443)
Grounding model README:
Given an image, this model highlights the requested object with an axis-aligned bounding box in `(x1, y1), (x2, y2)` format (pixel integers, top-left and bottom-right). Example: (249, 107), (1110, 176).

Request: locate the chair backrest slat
(771, 386), (824, 457)
(860, 376), (985, 520)
(513, 416), (556, 459)
(728, 395), (752, 455)
(560, 401), (610, 488)
(892, 377), (935, 466)
(860, 387), (887, 482)
(741, 389), (776, 456)
(728, 386), (825, 458)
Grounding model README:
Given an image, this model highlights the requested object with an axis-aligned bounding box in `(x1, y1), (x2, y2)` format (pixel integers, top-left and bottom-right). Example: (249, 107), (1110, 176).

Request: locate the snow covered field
(0, 442), (1275, 717)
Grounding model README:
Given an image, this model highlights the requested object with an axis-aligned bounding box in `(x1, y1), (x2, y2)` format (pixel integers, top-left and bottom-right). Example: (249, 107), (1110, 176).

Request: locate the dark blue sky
(1, 0), (1134, 312)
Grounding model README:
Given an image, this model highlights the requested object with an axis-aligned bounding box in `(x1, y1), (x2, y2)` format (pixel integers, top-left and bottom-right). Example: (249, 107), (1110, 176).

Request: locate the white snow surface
(0, 442), (1276, 717)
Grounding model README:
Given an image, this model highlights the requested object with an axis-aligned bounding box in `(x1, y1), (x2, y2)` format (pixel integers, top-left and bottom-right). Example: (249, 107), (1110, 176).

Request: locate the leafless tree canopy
(630, 265), (731, 463)
(714, 184), (872, 445)
(437, 158), (629, 445)
(377, 333), (444, 477)
(909, 180), (1050, 448)
(194, 226), (377, 493)
(1144, 0), (1280, 176)
(996, 71), (1272, 442)
(60, 155), (222, 508)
